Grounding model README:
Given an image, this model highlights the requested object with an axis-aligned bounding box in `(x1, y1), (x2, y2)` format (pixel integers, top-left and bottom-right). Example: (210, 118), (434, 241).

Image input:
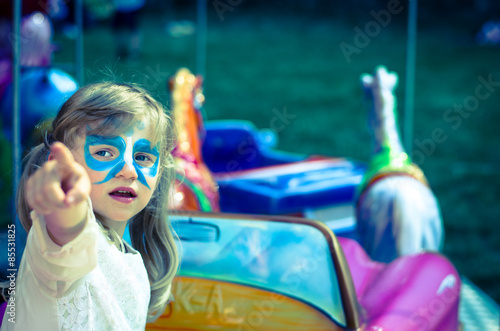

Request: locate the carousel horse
(355, 66), (444, 262)
(169, 68), (219, 212)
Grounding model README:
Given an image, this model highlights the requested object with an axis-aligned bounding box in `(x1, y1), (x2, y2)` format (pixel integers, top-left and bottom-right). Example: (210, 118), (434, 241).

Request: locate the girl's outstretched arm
(25, 142), (91, 246)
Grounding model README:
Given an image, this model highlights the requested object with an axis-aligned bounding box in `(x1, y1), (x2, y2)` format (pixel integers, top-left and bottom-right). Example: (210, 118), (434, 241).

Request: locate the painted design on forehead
(124, 120), (146, 137)
(84, 134), (160, 189)
(136, 121), (146, 130)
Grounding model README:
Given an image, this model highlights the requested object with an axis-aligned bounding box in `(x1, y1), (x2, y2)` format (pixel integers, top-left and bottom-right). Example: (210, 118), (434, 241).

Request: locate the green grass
(51, 5), (500, 303)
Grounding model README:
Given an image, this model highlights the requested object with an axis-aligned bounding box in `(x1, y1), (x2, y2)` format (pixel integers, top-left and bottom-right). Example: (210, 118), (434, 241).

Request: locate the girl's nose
(116, 161), (138, 180)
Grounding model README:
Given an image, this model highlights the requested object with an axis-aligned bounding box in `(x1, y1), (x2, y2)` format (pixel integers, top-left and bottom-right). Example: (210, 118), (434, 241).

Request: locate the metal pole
(404, 0), (418, 154)
(75, 0), (84, 85)
(196, 0), (207, 78)
(13, 0), (26, 263)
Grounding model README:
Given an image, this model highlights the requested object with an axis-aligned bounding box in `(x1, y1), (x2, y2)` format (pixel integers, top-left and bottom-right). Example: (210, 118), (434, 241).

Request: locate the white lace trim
(57, 231), (150, 331)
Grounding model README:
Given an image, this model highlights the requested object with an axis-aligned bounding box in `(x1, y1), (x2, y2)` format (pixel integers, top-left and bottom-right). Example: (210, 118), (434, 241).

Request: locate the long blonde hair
(17, 82), (179, 322)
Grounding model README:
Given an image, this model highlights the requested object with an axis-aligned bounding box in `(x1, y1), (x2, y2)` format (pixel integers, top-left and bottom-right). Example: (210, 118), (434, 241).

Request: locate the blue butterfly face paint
(84, 134), (160, 189)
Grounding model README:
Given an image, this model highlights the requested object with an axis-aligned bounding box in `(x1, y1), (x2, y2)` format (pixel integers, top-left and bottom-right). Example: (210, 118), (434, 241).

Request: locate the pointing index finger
(50, 142), (76, 167)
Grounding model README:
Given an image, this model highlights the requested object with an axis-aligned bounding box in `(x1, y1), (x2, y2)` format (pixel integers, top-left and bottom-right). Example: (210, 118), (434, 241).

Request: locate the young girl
(1, 82), (179, 330)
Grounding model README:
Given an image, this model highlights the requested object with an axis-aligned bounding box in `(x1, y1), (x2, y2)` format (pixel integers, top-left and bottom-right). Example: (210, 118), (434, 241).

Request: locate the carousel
(0, 0), (498, 330)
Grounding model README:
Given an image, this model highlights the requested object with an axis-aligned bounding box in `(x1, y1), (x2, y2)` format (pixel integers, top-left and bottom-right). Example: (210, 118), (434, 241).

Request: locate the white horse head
(356, 66), (444, 262)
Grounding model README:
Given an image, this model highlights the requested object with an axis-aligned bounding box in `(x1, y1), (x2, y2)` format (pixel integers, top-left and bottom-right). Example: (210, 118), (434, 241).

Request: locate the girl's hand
(26, 142), (91, 215)
(26, 142), (91, 245)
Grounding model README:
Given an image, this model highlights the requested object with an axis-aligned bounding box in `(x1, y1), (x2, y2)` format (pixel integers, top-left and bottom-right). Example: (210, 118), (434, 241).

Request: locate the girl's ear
(47, 150), (55, 161)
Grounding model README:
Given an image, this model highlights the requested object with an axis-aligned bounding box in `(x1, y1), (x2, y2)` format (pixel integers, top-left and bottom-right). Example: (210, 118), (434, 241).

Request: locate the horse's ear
(373, 66), (398, 91)
(360, 73), (374, 89)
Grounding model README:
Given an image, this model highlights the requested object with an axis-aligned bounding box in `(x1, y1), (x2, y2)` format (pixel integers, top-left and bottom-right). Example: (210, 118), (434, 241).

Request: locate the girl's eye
(135, 154), (155, 165)
(95, 150), (112, 157)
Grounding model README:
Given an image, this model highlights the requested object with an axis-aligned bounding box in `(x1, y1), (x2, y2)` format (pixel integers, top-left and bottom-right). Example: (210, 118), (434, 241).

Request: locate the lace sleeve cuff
(26, 197), (99, 297)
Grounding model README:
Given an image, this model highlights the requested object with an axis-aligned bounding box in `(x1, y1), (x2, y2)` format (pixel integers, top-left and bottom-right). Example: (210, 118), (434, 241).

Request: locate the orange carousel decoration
(169, 68), (219, 212)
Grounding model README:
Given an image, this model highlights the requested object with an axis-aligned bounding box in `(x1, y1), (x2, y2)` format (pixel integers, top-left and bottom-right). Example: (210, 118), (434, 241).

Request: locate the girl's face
(71, 120), (161, 232)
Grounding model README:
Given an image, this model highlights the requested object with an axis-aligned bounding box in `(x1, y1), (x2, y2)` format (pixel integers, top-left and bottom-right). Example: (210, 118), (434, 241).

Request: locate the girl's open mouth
(109, 187), (137, 203)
